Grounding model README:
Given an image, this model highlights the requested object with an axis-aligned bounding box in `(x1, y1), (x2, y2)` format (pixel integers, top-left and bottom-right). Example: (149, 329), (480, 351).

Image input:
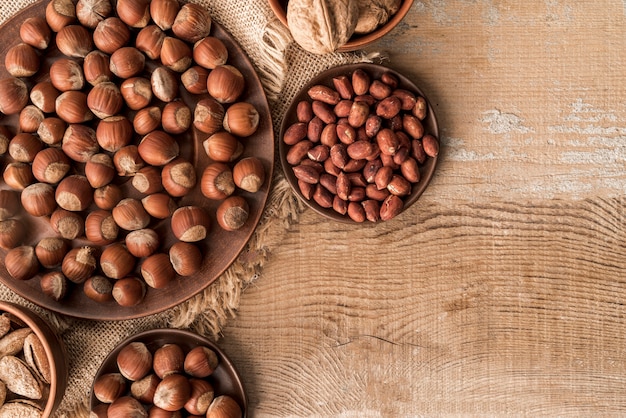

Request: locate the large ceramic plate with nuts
(90, 328), (247, 417)
(279, 63), (439, 223)
(0, 0), (273, 320)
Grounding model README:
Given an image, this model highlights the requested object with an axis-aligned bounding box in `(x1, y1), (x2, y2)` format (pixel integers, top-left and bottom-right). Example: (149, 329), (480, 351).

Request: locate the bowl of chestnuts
(0, 300), (68, 417)
(279, 63), (440, 223)
(268, 0), (414, 54)
(90, 328), (247, 418)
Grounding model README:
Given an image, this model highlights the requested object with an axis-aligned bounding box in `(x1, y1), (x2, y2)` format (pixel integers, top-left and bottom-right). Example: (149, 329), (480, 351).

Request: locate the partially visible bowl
(268, 0), (414, 52)
(90, 329), (247, 417)
(0, 301), (68, 417)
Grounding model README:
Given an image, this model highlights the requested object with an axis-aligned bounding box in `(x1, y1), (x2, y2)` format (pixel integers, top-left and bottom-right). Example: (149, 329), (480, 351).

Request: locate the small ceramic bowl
(268, 0), (414, 52)
(90, 329), (247, 417)
(279, 63), (439, 223)
(0, 301), (68, 417)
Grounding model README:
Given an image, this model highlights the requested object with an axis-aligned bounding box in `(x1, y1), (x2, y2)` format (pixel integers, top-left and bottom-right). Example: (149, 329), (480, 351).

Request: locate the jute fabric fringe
(0, 1), (379, 416)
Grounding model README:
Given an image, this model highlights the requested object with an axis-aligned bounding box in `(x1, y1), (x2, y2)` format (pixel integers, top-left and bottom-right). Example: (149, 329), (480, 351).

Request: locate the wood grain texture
(219, 1), (626, 416)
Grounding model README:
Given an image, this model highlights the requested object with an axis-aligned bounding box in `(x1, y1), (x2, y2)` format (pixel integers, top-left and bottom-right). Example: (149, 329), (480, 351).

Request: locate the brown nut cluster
(282, 67), (439, 222)
(92, 340), (242, 418)
(0, 312), (52, 416)
(0, 0), (267, 308)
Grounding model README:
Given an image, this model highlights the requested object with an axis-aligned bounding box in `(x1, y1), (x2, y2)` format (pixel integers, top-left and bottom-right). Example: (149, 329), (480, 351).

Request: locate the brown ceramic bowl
(0, 301), (68, 417)
(279, 63), (439, 223)
(90, 329), (247, 417)
(268, 0), (414, 52)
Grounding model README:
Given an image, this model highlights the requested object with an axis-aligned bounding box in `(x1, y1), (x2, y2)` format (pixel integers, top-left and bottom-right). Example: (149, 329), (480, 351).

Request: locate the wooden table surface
(219, 2), (626, 416)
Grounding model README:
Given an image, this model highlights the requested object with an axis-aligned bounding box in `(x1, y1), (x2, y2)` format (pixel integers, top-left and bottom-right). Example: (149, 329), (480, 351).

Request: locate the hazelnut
(223, 101), (260, 137)
(153, 343), (184, 378)
(161, 101), (191, 134)
(184, 378), (214, 416)
(110, 47), (146, 79)
(62, 246), (97, 283)
(45, 0), (76, 32)
(130, 374), (161, 404)
(85, 153), (116, 188)
(150, 66), (179, 103)
(3, 162), (34, 191)
(84, 275), (114, 303)
(150, 0), (180, 31)
(107, 396), (147, 418)
(141, 252), (175, 289)
(112, 198), (151, 231)
(193, 36), (228, 70)
(232, 156), (265, 193)
(93, 372), (126, 404)
(206, 395), (242, 418)
(84, 50), (113, 86)
(49, 57), (85, 91)
(62, 123), (99, 162)
(56, 24), (93, 58)
(202, 132), (242, 163)
(132, 166), (163, 195)
(30, 81), (60, 113)
(116, 0), (151, 28)
(168, 242), (202, 276)
(172, 3), (212, 43)
(9, 133), (43, 163)
(5, 245), (40, 281)
(200, 162), (235, 200)
(153, 373), (191, 412)
(137, 130), (179, 166)
(76, 0), (112, 28)
(120, 77), (153, 110)
(125, 228), (159, 258)
(193, 98), (224, 135)
(171, 206), (210, 242)
(55, 174), (93, 211)
(18, 106), (45, 134)
(56, 91), (94, 124)
(0, 219), (24, 250)
(136, 25), (165, 60)
(5, 43), (40, 78)
(112, 277), (146, 307)
(96, 115), (133, 152)
(100, 242), (136, 279)
(117, 341), (152, 381)
(160, 37), (192, 73)
(40, 271), (68, 301)
(20, 16), (52, 50)
(133, 106), (162, 135)
(94, 184), (123, 210)
(38, 117), (67, 146)
(181, 66), (209, 95)
(35, 237), (69, 268)
(183, 346), (218, 378)
(161, 157), (196, 197)
(0, 190), (20, 220)
(50, 208), (84, 240)
(32, 148), (71, 184)
(113, 145), (145, 176)
(21, 182), (57, 217)
(0, 125), (11, 155)
(141, 193), (177, 220)
(0, 77), (29, 115)
(85, 209), (119, 245)
(216, 196), (249, 231)
(87, 81), (124, 119)
(207, 65), (245, 104)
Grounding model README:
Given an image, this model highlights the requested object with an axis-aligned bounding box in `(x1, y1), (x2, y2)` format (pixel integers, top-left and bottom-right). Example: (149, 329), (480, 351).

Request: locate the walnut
(287, 0), (359, 54)
(354, 0), (401, 35)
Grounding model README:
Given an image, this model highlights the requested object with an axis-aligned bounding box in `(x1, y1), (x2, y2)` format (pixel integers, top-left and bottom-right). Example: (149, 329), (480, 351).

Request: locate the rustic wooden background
(218, 1), (626, 416)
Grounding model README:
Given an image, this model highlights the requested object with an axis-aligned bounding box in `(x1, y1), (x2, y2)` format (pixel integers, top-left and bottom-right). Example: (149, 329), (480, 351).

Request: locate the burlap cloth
(0, 0), (381, 416)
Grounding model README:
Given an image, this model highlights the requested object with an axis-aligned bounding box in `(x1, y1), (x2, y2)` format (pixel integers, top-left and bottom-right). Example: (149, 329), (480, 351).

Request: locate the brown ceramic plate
(279, 63), (439, 223)
(0, 1), (273, 320)
(268, 0), (414, 52)
(0, 301), (68, 417)
(90, 328), (247, 416)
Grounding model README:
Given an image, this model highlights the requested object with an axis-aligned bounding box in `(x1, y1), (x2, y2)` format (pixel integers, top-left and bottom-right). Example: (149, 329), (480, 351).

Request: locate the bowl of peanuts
(90, 328), (246, 417)
(279, 63), (440, 223)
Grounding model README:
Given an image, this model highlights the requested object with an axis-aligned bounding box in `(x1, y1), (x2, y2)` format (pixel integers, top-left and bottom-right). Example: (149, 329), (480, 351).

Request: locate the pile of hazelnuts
(0, 0), (266, 307)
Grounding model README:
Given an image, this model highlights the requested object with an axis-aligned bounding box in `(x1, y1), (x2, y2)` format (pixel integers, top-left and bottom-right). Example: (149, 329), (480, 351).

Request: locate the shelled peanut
(0, 0), (266, 307)
(282, 68), (439, 222)
(92, 341), (242, 418)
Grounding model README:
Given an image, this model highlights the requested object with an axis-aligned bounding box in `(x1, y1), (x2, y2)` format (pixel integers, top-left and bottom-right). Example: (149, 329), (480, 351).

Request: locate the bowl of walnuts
(268, 0), (414, 54)
(90, 328), (246, 418)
